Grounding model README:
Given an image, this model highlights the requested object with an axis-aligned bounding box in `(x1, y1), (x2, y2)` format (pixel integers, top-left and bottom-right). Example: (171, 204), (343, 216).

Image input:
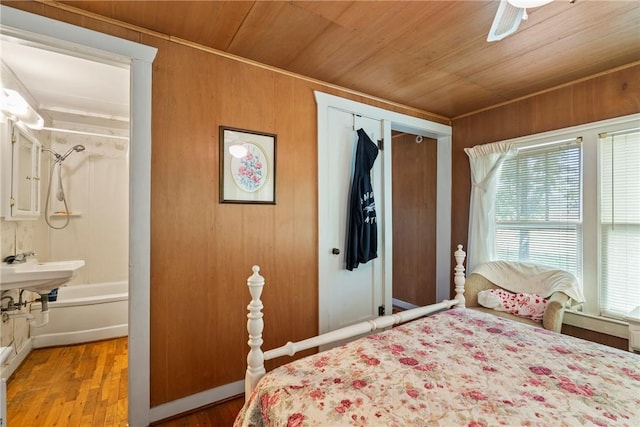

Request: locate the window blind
(495, 142), (582, 277)
(599, 129), (640, 318)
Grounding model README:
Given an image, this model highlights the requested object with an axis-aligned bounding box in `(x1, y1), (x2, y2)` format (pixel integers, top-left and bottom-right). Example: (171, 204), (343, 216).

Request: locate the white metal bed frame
(244, 244), (467, 397)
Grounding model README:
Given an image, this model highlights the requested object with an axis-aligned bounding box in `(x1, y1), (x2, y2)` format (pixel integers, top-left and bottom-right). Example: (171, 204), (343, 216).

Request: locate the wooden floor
(7, 337), (128, 426)
(151, 398), (244, 427)
(6, 337), (243, 426)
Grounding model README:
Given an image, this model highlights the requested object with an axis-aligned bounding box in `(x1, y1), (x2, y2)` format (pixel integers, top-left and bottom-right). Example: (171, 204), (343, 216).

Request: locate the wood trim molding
(453, 60), (640, 120)
(36, 0), (450, 124)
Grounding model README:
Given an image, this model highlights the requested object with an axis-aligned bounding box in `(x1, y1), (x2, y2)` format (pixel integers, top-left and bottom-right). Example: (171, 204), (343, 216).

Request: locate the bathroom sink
(0, 260), (85, 294)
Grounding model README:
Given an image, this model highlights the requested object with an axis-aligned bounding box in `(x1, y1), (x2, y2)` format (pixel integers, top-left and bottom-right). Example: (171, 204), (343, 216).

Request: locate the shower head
(59, 144), (86, 161)
(42, 144), (86, 162)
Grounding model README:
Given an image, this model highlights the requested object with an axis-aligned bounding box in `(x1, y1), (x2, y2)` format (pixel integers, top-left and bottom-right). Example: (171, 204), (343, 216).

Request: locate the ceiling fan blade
(487, 0), (525, 42)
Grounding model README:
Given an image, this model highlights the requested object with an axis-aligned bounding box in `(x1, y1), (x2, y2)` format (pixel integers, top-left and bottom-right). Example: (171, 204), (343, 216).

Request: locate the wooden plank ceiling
(59, 0), (640, 118)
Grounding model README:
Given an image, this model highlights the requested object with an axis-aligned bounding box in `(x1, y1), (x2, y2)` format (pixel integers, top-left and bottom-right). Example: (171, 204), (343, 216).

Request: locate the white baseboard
(31, 324), (128, 349)
(149, 380), (244, 423)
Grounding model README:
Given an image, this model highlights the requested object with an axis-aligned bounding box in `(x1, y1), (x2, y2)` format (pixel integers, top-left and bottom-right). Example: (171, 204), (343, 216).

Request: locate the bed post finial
(454, 245), (466, 307)
(245, 265), (266, 399)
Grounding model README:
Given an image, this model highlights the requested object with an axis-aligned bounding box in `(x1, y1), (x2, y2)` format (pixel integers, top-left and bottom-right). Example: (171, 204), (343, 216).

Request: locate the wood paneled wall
(391, 133), (437, 306)
(4, 1), (446, 407)
(451, 64), (640, 346)
(561, 325), (628, 351)
(451, 64), (639, 257)
(8, 0), (637, 409)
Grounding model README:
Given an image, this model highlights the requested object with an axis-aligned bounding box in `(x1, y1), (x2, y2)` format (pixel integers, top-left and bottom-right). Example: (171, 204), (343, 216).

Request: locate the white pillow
(477, 288), (547, 322)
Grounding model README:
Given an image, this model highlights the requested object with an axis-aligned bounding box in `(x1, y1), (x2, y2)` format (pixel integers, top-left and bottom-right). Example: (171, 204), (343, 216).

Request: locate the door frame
(0, 7), (156, 427)
(315, 91), (452, 334)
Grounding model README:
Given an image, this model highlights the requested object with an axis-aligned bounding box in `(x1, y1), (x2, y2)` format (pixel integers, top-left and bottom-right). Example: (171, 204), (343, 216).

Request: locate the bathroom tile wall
(0, 215), (31, 349)
(1, 128), (50, 372)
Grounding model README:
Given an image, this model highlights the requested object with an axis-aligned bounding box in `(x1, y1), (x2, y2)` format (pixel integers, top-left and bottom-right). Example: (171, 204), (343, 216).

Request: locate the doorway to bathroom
(2, 36), (131, 301)
(1, 33), (130, 425)
(1, 6), (156, 426)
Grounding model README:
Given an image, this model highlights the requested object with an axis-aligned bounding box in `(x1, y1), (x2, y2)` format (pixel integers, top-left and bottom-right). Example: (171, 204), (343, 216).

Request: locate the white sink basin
(0, 260), (85, 294)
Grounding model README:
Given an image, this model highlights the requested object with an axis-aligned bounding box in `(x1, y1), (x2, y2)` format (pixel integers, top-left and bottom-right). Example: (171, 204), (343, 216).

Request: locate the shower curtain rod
(42, 126), (129, 141)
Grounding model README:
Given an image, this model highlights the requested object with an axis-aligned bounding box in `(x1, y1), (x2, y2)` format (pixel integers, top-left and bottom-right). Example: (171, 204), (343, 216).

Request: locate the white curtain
(464, 142), (517, 273)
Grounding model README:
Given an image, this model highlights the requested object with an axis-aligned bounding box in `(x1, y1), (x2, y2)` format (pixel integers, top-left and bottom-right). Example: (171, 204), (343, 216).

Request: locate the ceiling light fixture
(507, 0), (553, 8)
(0, 88), (44, 130)
(508, 0), (553, 20)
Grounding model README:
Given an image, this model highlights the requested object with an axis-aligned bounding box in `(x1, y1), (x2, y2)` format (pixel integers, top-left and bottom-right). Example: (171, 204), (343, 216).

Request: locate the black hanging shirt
(346, 128), (379, 271)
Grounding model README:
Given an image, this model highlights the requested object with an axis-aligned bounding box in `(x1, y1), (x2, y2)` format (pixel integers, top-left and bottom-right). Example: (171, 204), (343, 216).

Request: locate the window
(492, 115), (640, 321)
(495, 142), (582, 276)
(599, 129), (640, 317)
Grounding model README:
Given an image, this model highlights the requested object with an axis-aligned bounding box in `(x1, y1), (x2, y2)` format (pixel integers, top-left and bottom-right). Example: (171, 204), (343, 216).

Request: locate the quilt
(235, 308), (640, 427)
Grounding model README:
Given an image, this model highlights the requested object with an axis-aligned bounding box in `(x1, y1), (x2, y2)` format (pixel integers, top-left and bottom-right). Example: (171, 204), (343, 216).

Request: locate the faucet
(3, 251), (36, 264)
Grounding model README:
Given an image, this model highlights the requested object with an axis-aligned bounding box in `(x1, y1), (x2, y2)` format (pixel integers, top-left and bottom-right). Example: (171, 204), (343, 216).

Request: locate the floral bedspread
(234, 308), (640, 427)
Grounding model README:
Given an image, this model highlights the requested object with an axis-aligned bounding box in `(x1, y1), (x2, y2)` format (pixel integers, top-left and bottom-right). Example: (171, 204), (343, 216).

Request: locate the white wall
(46, 120), (129, 285)
(1, 122), (50, 378)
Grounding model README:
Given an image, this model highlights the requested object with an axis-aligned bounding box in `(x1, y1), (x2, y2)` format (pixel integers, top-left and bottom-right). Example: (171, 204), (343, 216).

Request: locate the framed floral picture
(219, 126), (276, 204)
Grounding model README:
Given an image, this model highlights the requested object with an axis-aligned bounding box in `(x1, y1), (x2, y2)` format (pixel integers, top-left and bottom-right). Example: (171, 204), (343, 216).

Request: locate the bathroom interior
(0, 35), (131, 414)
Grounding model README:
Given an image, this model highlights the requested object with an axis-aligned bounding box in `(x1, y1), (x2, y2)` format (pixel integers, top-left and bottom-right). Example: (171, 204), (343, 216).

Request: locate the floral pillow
(477, 288), (547, 322)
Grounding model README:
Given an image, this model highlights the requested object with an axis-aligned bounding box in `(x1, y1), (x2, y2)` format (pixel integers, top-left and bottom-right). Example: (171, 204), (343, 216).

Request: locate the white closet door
(321, 108), (384, 333)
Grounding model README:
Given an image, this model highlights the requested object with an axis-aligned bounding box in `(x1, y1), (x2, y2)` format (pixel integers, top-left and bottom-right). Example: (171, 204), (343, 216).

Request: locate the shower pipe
(42, 144), (86, 229)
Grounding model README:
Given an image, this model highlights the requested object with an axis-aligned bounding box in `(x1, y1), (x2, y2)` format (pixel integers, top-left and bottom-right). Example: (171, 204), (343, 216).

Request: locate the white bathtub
(30, 281), (128, 348)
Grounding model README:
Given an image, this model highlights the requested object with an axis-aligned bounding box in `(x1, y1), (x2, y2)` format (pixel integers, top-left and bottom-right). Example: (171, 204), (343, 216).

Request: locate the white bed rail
(244, 244), (466, 398)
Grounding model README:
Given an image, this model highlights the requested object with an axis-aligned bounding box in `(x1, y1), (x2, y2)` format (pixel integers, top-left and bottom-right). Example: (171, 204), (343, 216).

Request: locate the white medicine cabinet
(1, 119), (42, 220)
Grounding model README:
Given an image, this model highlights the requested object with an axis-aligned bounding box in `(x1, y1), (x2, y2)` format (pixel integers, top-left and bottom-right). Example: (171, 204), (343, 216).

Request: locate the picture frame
(219, 126), (277, 204)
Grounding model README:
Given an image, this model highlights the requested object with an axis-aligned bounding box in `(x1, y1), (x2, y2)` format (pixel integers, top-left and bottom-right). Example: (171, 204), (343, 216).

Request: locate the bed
(234, 246), (640, 426)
